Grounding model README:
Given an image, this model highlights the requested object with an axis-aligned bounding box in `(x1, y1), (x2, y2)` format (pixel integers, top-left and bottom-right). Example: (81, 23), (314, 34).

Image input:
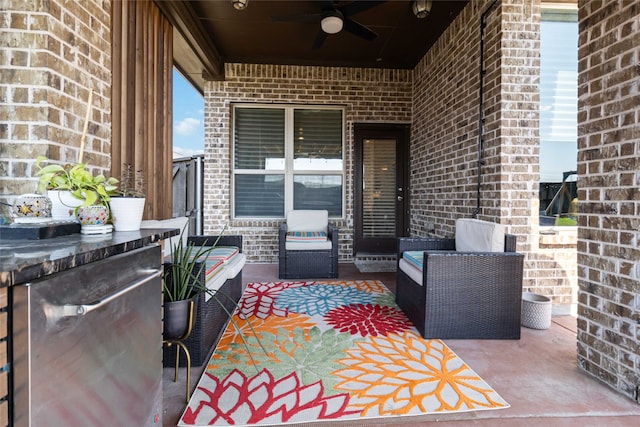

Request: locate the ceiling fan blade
(271, 12), (323, 23)
(340, 1), (386, 18)
(312, 30), (328, 49)
(343, 18), (378, 41)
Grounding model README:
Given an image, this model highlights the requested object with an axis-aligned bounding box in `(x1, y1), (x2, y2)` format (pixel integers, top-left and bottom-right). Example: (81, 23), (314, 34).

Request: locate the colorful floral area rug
(179, 280), (509, 426)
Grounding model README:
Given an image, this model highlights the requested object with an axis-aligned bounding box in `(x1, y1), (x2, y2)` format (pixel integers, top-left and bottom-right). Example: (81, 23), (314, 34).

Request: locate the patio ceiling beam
(154, 0), (224, 81)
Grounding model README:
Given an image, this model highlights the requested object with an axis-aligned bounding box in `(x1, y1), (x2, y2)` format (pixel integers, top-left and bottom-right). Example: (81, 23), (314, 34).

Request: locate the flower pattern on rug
(208, 313), (317, 378)
(210, 322), (357, 390)
(334, 332), (508, 415)
(275, 283), (377, 316)
(180, 280), (509, 426)
(325, 303), (413, 337)
(181, 369), (360, 425)
(236, 281), (305, 319)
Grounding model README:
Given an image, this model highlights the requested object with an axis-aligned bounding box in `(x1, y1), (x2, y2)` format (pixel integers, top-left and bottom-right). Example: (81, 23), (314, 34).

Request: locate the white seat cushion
(399, 258), (423, 286)
(455, 218), (505, 252)
(286, 240), (333, 250)
(204, 253), (246, 301)
(224, 253), (246, 280)
(204, 264), (228, 297)
(286, 210), (328, 233)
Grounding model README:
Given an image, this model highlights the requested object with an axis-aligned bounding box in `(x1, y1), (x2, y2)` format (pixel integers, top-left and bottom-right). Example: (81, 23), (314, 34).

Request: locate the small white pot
(48, 190), (83, 222)
(109, 197), (146, 232)
(521, 292), (552, 330)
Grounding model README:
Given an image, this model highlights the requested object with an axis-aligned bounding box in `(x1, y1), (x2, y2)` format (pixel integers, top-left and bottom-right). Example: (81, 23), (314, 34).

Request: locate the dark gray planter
(163, 298), (195, 341)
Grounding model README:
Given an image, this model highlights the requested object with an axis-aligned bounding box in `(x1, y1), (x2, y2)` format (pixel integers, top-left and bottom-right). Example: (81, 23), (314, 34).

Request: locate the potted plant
(163, 242), (213, 340)
(35, 156), (119, 222)
(162, 225), (226, 335)
(163, 228), (263, 366)
(108, 164), (146, 231)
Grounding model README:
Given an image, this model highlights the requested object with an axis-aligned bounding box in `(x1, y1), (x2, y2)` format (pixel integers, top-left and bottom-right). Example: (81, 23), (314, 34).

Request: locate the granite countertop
(0, 228), (179, 287)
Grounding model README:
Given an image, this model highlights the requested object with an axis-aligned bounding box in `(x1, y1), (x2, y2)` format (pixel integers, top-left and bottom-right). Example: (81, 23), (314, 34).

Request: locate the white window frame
(231, 104), (346, 220)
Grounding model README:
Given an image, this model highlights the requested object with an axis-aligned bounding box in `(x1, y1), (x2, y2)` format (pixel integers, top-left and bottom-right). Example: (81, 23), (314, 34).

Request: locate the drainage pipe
(195, 154), (204, 235)
(473, 0), (499, 219)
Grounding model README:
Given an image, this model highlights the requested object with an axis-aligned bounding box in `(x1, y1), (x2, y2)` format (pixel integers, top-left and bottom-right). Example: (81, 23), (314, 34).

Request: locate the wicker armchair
(279, 210), (339, 279)
(396, 220), (523, 340)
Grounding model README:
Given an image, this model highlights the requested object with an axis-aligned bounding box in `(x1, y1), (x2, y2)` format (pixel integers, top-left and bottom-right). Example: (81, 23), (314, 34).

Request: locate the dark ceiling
(160, 1), (468, 87)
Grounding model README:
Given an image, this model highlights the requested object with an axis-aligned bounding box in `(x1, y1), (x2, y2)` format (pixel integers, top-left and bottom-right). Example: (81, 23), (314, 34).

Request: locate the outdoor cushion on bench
(285, 231), (330, 249)
(166, 246), (246, 299)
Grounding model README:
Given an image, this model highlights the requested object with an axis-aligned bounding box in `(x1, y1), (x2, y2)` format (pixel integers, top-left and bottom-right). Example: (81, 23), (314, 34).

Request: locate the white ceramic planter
(109, 197), (146, 231)
(47, 190), (83, 222)
(521, 292), (552, 330)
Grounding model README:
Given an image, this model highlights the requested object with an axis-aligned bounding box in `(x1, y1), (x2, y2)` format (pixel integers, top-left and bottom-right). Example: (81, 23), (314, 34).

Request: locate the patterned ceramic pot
(11, 194), (52, 221)
(76, 205), (109, 226)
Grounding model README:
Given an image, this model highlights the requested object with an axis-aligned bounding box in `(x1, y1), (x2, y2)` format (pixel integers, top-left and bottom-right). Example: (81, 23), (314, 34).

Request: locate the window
(539, 5), (578, 224)
(232, 105), (344, 218)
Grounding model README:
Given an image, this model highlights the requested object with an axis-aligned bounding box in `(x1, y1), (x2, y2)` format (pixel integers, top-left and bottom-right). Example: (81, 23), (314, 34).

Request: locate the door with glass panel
(354, 124), (409, 254)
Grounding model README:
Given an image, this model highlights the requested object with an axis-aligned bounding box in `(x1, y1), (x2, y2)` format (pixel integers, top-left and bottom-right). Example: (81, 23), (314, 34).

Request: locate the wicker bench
(163, 235), (245, 367)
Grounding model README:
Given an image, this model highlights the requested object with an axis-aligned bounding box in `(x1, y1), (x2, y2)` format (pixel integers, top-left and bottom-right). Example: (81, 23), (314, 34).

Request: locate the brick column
(576, 0), (640, 401)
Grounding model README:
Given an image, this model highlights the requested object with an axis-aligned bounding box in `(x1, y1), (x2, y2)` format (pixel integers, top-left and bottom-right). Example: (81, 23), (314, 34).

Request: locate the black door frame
(353, 123), (410, 255)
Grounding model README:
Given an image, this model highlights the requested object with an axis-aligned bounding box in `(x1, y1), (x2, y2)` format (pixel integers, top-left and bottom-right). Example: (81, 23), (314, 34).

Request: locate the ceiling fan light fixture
(232, 0), (248, 11)
(321, 14), (343, 34)
(412, 0), (432, 19)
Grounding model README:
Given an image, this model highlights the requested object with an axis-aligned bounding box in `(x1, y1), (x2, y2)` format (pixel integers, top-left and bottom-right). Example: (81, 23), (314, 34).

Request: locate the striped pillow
(164, 246), (239, 265)
(205, 246), (239, 262)
(205, 259), (225, 281)
(286, 231), (327, 243)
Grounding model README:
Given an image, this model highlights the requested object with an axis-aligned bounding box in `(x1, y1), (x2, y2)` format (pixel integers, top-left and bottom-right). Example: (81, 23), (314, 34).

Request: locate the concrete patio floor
(162, 263), (640, 426)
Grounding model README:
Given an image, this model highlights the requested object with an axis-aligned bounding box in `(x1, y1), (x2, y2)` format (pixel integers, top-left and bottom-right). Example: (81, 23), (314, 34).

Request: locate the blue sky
(172, 69), (204, 158)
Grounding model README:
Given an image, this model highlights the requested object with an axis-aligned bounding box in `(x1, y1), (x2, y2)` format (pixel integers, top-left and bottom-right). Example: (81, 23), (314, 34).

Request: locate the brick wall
(203, 65), (412, 262)
(576, 0), (640, 401)
(410, 1), (507, 237)
(410, 0), (578, 301)
(0, 0), (112, 217)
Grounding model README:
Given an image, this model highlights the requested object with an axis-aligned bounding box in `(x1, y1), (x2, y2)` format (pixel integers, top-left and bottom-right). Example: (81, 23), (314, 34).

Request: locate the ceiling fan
(271, 1), (386, 49)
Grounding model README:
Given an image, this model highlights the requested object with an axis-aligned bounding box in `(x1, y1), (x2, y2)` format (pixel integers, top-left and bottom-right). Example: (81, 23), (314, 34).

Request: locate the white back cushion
(141, 217), (189, 256)
(455, 218), (505, 252)
(286, 210), (328, 233)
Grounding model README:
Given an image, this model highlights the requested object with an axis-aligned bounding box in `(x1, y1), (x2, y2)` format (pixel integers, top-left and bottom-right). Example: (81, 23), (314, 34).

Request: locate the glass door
(354, 124), (409, 254)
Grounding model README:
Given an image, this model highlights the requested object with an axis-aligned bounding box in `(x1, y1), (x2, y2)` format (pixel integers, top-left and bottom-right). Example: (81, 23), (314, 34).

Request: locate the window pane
(235, 174), (284, 217)
(293, 109), (342, 171)
(539, 17), (577, 183)
(293, 175), (342, 216)
(539, 11), (578, 224)
(234, 108), (285, 170)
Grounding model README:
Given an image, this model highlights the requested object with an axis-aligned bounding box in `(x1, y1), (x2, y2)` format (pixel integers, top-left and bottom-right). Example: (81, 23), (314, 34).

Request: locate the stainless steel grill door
(13, 245), (163, 427)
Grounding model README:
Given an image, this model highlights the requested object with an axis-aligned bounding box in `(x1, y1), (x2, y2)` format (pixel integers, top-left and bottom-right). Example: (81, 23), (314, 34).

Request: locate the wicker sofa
(278, 210), (339, 279)
(163, 234), (245, 367)
(396, 219), (523, 340)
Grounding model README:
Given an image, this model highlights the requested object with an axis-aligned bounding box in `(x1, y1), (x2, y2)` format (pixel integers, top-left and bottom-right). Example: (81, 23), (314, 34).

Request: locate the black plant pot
(163, 298), (195, 341)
